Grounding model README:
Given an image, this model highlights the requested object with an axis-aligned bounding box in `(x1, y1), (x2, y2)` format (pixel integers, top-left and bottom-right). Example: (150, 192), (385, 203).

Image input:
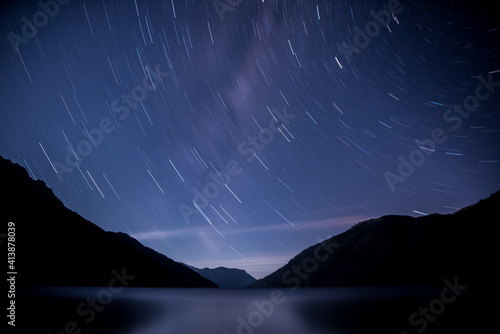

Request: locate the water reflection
(20, 286), (459, 334)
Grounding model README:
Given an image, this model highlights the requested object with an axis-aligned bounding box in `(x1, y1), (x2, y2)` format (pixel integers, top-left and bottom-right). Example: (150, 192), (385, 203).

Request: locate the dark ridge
(186, 265), (256, 288)
(250, 192), (498, 288)
(1, 155), (216, 287)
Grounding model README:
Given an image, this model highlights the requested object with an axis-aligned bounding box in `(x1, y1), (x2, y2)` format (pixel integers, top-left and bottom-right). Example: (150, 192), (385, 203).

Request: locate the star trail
(1, 0), (499, 278)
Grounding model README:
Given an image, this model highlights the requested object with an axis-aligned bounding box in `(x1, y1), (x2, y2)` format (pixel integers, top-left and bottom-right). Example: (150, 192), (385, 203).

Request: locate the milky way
(1, 0), (499, 278)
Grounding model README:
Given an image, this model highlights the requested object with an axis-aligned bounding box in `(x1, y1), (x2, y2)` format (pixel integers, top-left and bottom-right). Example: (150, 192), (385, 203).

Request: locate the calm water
(18, 287), (477, 334)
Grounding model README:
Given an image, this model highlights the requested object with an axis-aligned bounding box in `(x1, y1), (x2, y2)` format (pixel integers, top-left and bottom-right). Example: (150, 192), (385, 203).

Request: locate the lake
(17, 286), (480, 334)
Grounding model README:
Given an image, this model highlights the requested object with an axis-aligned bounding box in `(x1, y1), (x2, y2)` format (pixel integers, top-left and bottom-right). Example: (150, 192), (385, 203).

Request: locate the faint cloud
(134, 214), (368, 242)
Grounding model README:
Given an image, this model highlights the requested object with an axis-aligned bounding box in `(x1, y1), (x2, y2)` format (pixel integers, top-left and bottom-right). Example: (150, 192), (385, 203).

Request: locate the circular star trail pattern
(1, 0), (499, 278)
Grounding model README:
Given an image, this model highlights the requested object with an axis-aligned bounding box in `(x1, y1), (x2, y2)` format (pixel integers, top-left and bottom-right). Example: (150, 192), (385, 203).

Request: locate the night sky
(1, 0), (499, 278)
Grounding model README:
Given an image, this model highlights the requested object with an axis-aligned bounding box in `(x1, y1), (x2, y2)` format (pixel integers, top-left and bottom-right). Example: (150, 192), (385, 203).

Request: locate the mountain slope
(187, 265), (256, 288)
(109, 232), (217, 287)
(250, 192), (498, 288)
(1, 155), (216, 287)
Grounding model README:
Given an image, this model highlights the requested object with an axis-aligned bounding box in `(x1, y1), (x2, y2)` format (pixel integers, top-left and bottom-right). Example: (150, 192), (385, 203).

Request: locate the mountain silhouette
(185, 265), (256, 288)
(1, 155), (216, 287)
(250, 191), (498, 288)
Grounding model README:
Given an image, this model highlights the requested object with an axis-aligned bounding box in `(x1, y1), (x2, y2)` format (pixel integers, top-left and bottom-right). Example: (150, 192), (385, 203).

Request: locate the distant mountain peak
(185, 264), (256, 288)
